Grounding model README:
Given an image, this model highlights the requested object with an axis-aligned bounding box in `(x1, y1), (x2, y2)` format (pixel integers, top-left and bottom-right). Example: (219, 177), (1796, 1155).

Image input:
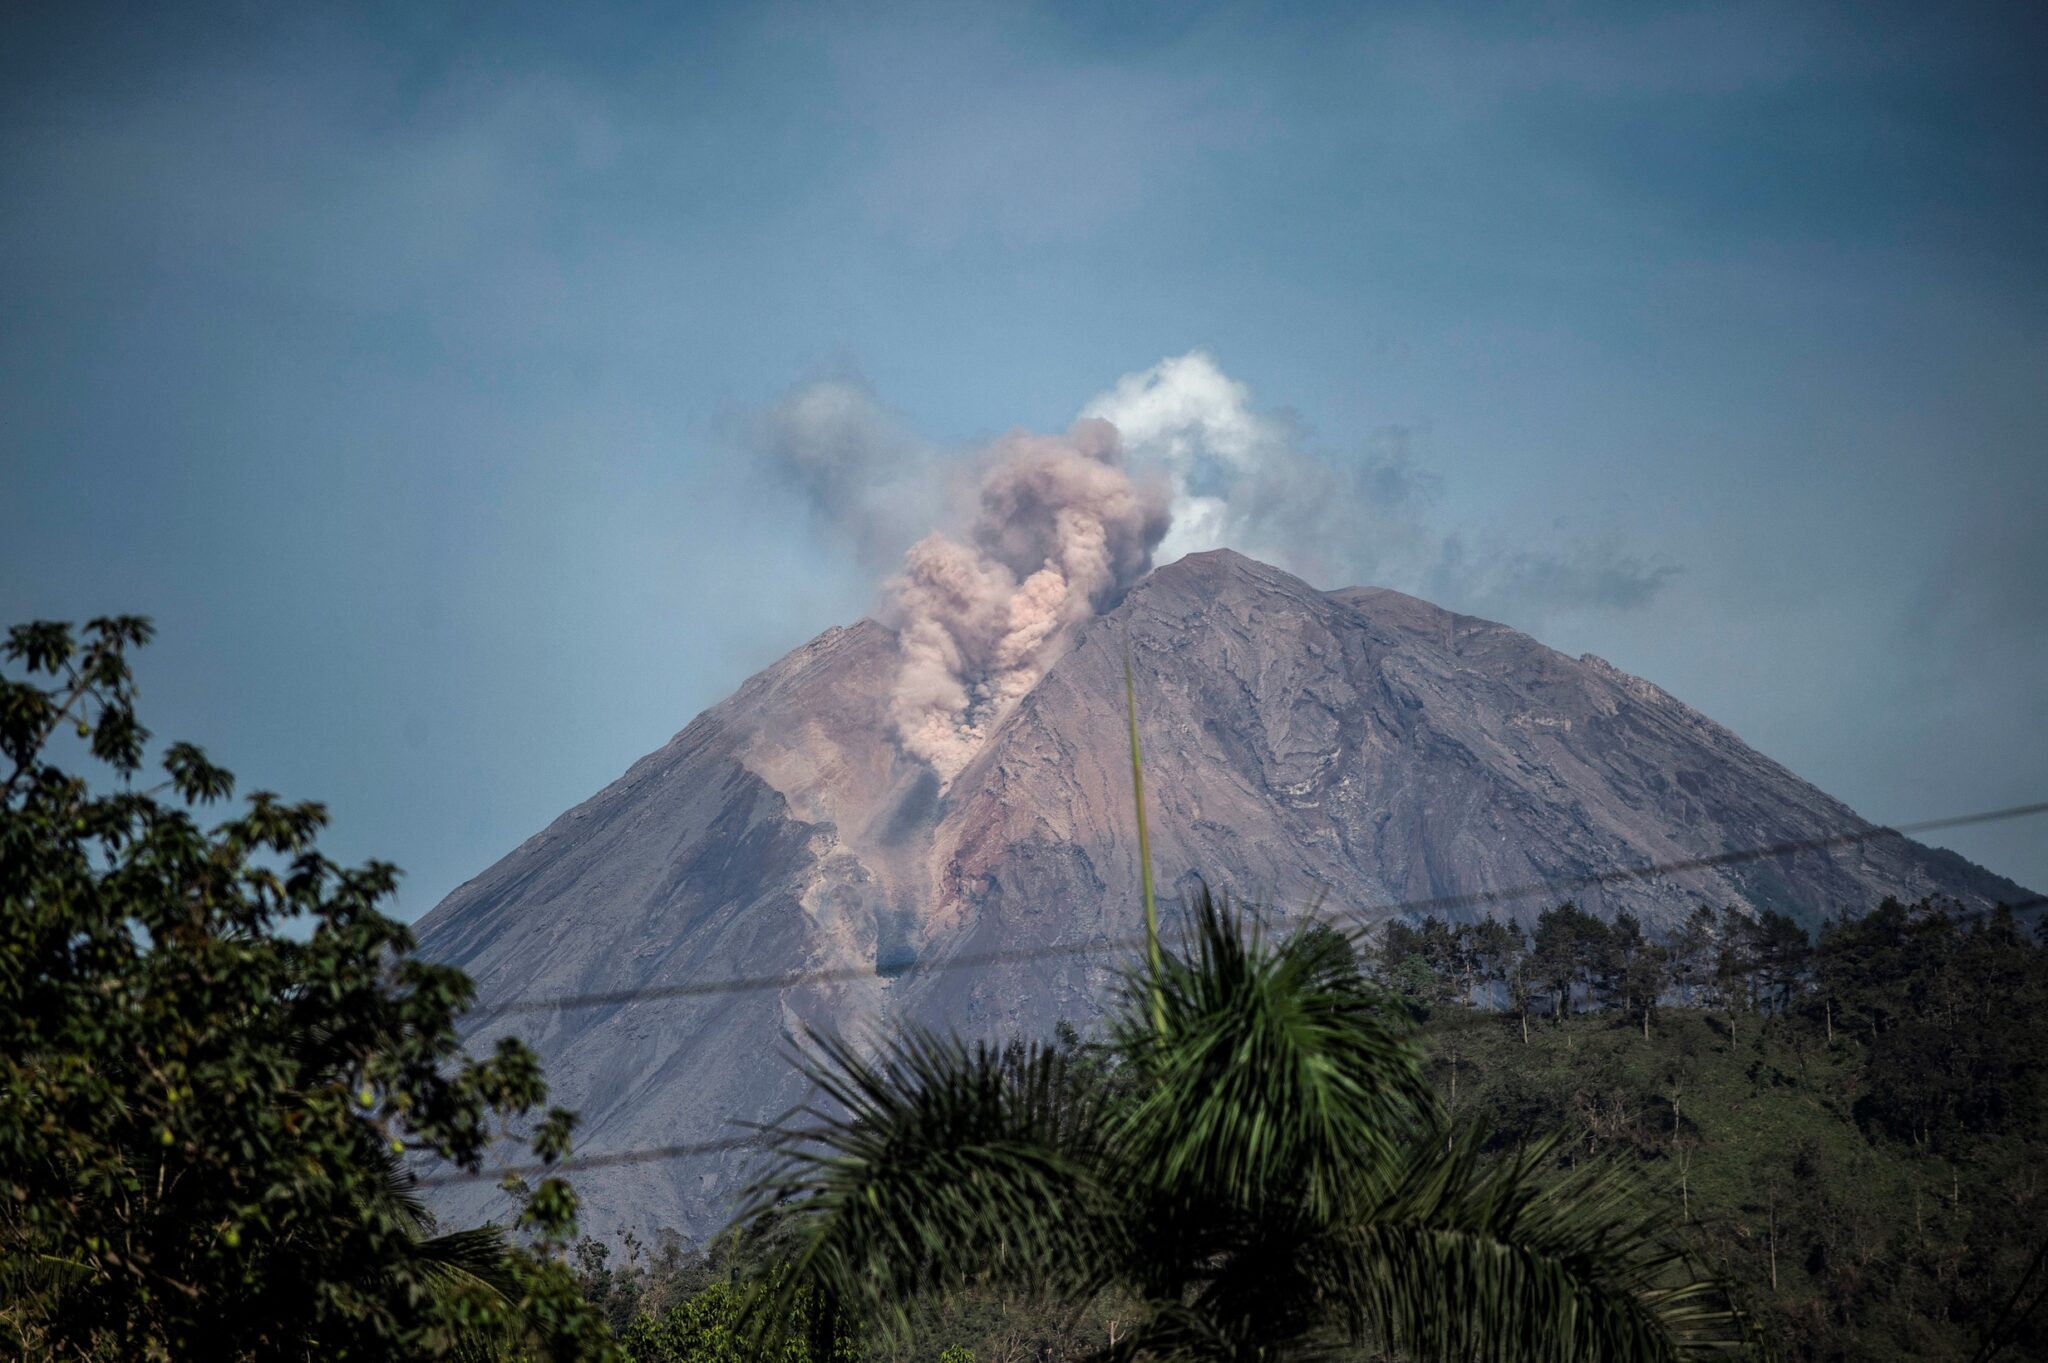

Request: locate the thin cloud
(749, 374), (948, 572)
(825, 20), (1262, 244)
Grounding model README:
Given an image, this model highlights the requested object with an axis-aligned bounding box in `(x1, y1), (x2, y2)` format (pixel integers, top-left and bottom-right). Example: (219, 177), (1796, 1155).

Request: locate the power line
(463, 799), (2048, 1020)
(418, 1135), (763, 1189)
(422, 796), (2047, 1191)
(1343, 801), (2048, 919)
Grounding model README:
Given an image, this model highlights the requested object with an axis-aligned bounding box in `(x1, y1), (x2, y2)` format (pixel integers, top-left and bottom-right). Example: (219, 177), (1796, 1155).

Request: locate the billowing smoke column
(760, 352), (1677, 779)
(886, 418), (1171, 780)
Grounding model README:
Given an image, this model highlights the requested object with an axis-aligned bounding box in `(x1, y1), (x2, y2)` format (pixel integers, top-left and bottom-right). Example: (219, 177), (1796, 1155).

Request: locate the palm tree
(732, 891), (1750, 1361)
(360, 1148), (539, 1362)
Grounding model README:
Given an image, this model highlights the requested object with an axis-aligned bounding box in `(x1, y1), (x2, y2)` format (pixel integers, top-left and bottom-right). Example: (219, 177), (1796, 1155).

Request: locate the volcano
(414, 549), (2031, 1241)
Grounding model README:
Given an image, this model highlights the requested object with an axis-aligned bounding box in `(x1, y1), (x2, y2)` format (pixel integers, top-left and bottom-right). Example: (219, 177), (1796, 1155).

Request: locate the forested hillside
(578, 898), (2047, 1362)
(1409, 899), (2048, 1362)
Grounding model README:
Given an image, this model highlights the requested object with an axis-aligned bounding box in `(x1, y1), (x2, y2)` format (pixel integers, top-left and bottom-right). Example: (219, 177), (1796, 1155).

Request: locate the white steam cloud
(1080, 350), (1439, 587)
(1082, 350), (1678, 615)
(757, 350), (1675, 778)
(885, 420), (1170, 780)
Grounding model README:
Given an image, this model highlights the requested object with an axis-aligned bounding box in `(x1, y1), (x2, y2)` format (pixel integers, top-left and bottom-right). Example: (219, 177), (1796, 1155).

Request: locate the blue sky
(4, 0), (2044, 910)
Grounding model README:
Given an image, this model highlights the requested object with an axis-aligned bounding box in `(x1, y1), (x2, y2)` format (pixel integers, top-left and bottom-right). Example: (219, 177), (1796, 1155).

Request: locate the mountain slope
(415, 550), (2031, 1241)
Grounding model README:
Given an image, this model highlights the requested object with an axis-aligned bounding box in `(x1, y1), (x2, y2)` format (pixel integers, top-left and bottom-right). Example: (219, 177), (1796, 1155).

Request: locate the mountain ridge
(416, 548), (2032, 1242)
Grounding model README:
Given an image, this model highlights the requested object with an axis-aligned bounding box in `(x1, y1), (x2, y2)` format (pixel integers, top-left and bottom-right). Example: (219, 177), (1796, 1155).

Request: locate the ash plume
(762, 350), (1675, 780)
(885, 419), (1170, 780)
(752, 376), (944, 571)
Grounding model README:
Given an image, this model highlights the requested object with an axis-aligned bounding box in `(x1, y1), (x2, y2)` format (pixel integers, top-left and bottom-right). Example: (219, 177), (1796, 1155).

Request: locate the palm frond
(368, 1141), (436, 1235)
(366, 1141), (542, 1360)
(1298, 1130), (1753, 1362)
(408, 1223), (521, 1301)
(1109, 888), (1433, 1222)
(727, 886), (1747, 1363)
(732, 1027), (1118, 1347)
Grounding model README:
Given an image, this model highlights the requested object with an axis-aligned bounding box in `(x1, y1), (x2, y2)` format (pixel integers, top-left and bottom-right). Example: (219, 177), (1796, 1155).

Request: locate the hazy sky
(4, 0), (2044, 913)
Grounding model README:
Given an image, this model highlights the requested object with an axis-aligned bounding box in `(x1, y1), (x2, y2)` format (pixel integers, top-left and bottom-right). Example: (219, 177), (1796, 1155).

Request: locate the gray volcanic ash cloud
(749, 376), (945, 573)
(886, 420), (1170, 779)
(756, 350), (1677, 779)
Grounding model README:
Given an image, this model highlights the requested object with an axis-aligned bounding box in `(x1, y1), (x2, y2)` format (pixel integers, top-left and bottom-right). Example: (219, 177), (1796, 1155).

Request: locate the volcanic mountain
(415, 550), (2031, 1242)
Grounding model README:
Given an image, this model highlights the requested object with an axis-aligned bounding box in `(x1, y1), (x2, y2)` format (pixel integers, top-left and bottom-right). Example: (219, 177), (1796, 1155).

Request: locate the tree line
(1374, 896), (2041, 1053)
(575, 895), (2048, 1363)
(1399, 899), (2048, 1362)
(6, 616), (1760, 1361)
(11, 615), (2039, 1361)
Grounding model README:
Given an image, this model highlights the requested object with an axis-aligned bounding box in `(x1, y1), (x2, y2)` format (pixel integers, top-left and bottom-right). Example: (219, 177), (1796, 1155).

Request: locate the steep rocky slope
(415, 550), (2031, 1241)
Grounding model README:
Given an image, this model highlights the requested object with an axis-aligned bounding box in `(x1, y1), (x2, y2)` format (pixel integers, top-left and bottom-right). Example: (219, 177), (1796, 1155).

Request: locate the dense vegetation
(8, 615), (2041, 1361)
(1397, 900), (2048, 1363)
(570, 895), (1747, 1362)
(573, 900), (2046, 1363)
(741, 891), (1747, 1361)
(0, 619), (617, 1360)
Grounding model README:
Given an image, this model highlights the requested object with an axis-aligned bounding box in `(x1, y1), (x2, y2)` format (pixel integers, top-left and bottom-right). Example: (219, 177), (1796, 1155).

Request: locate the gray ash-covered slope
(415, 549), (2030, 1242)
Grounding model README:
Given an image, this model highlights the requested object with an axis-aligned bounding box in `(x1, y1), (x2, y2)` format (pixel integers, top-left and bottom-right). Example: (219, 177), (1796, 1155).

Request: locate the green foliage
(735, 890), (1748, 1361)
(1421, 900), (2048, 1363)
(619, 1277), (850, 1363)
(0, 618), (618, 1360)
(1531, 902), (1610, 1019)
(1109, 897), (1435, 1225)
(586, 1233), (1042, 1363)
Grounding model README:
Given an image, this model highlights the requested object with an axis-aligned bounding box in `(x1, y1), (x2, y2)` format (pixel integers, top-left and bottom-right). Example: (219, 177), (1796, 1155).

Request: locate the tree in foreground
(735, 890), (1753, 1362)
(0, 618), (618, 1361)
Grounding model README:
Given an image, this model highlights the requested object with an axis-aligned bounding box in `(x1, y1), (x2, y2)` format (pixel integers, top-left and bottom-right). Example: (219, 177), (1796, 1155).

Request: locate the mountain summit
(416, 549), (2029, 1241)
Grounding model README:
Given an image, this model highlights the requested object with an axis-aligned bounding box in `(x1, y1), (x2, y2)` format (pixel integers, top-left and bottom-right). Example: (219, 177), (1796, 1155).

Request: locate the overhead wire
(462, 798), (2048, 1020)
(419, 1135), (763, 1189)
(416, 797), (2048, 1188)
